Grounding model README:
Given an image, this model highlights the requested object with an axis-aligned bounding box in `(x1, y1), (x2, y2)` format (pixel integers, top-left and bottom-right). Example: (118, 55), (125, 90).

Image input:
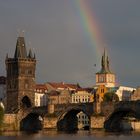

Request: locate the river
(1, 130), (140, 140)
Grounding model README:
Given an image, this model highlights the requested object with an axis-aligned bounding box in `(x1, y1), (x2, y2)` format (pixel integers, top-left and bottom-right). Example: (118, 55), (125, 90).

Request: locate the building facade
(5, 36), (36, 112)
(96, 50), (115, 88)
(47, 90), (71, 104)
(71, 88), (94, 129)
(115, 86), (135, 101)
(131, 87), (140, 101)
(35, 84), (48, 106)
(95, 85), (108, 102)
(71, 88), (94, 103)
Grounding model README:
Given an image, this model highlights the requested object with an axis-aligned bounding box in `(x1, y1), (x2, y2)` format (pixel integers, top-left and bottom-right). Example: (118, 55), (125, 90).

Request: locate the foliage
(103, 92), (119, 102)
(0, 106), (4, 129)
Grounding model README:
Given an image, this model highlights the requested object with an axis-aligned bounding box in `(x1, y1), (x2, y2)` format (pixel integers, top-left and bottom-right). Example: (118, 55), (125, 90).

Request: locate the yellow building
(95, 85), (108, 102)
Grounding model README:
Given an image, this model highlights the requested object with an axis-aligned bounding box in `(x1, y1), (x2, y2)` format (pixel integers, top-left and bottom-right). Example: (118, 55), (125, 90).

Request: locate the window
(25, 83), (29, 89)
(99, 76), (104, 82)
(101, 89), (104, 93)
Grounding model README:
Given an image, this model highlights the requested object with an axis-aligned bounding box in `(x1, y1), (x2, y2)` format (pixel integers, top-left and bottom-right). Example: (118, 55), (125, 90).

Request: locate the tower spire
(107, 55), (110, 72)
(96, 49), (115, 87)
(14, 36), (27, 58)
(28, 48), (33, 58)
(97, 49), (112, 74)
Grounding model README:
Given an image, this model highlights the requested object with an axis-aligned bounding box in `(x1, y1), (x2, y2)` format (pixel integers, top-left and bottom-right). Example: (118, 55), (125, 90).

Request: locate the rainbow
(73, 0), (105, 59)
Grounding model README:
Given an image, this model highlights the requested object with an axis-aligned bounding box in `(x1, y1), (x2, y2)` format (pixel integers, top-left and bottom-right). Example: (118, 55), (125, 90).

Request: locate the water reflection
(0, 130), (140, 140)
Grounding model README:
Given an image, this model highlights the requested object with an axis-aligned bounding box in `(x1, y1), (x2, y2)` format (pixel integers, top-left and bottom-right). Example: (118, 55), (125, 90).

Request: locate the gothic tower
(5, 36), (36, 112)
(96, 50), (115, 87)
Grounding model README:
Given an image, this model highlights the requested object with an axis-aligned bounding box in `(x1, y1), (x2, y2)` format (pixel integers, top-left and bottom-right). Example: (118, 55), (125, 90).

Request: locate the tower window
(25, 80), (29, 89)
(28, 70), (32, 75)
(101, 89), (104, 93)
(99, 76), (104, 82)
(25, 83), (29, 89)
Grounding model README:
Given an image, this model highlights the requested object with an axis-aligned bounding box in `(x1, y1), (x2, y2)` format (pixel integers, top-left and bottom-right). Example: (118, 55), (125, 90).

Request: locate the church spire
(14, 36), (27, 58)
(96, 49), (115, 87)
(28, 48), (33, 58)
(97, 49), (112, 74)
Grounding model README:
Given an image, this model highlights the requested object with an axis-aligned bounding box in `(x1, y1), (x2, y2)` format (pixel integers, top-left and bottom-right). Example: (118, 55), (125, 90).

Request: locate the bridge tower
(96, 49), (115, 87)
(5, 35), (36, 113)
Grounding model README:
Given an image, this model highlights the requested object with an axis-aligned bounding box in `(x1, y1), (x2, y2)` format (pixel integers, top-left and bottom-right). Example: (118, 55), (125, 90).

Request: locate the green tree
(0, 106), (4, 129)
(103, 92), (119, 102)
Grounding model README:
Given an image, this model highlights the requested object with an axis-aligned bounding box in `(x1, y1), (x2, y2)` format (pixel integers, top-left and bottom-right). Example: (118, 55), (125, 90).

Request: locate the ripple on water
(0, 130), (140, 140)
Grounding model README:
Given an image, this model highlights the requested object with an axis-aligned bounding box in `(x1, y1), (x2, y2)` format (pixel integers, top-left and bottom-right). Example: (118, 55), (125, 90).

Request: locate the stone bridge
(4, 100), (140, 132)
(13, 102), (99, 131)
(104, 100), (140, 131)
(54, 103), (94, 117)
(53, 103), (96, 131)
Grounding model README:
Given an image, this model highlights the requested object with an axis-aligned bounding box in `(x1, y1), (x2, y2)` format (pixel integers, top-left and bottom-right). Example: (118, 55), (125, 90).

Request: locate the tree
(0, 106), (4, 129)
(103, 92), (119, 102)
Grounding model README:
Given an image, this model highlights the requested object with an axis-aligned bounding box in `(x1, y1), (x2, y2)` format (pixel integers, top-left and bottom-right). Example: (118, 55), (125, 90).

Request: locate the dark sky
(0, 0), (140, 87)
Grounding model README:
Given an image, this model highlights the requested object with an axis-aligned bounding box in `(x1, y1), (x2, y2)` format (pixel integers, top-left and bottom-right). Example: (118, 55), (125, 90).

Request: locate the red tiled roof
(47, 82), (79, 90)
(48, 82), (66, 89)
(47, 90), (60, 96)
(35, 84), (48, 92)
(76, 88), (94, 93)
(65, 84), (80, 89)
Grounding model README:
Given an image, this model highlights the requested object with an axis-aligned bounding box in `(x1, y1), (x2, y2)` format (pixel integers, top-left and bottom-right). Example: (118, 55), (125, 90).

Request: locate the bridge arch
(57, 105), (90, 131)
(104, 108), (140, 132)
(20, 112), (43, 131)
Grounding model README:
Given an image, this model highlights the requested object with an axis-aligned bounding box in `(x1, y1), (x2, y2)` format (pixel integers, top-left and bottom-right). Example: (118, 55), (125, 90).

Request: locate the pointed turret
(14, 36), (27, 58)
(28, 48), (33, 58)
(107, 56), (111, 72)
(96, 49), (115, 87)
(6, 53), (8, 60)
(98, 49), (112, 74)
(34, 53), (36, 59)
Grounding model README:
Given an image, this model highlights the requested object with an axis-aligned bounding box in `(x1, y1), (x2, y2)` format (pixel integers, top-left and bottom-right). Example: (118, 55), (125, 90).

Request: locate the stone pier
(90, 116), (105, 129)
(43, 116), (58, 129)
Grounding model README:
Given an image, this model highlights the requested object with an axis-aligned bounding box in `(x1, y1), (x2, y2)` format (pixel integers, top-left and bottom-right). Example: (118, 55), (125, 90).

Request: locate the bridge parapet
(114, 100), (140, 114)
(54, 103), (94, 119)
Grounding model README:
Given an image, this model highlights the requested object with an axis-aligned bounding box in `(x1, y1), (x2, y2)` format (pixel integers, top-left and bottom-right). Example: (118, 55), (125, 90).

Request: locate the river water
(1, 130), (140, 140)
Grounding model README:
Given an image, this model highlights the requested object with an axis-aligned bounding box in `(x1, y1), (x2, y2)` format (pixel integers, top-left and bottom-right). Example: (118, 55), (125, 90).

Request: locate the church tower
(96, 50), (115, 87)
(5, 35), (36, 112)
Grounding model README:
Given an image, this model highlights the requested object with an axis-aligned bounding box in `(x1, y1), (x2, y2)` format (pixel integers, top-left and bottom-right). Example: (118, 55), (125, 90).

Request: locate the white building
(35, 84), (48, 106)
(77, 111), (89, 129)
(71, 88), (93, 129)
(115, 86), (136, 101)
(131, 87), (140, 101)
(71, 88), (93, 103)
